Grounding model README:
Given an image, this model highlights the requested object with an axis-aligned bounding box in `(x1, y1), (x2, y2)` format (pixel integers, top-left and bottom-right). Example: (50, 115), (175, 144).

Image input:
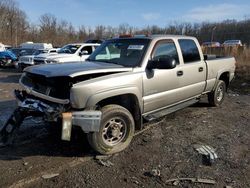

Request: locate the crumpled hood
(24, 61), (132, 77)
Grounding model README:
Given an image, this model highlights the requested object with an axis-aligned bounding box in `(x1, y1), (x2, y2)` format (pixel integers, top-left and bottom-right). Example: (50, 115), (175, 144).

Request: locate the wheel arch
(218, 71), (230, 90)
(95, 94), (143, 131)
(217, 71), (230, 89)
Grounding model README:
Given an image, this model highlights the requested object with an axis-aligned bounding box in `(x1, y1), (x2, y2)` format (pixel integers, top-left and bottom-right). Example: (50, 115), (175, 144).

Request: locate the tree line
(1, 0), (250, 47)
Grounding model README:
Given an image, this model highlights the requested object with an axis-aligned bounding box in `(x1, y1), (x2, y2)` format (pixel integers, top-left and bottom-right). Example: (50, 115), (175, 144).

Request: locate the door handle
(199, 67), (203, 72)
(177, 70), (183, 76)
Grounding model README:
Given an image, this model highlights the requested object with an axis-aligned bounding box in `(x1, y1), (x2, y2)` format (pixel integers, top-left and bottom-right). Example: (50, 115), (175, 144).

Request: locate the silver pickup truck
(0, 35), (235, 154)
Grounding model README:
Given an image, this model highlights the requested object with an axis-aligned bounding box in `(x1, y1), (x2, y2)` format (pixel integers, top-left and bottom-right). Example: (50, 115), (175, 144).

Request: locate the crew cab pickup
(0, 35), (235, 154)
(33, 43), (100, 65)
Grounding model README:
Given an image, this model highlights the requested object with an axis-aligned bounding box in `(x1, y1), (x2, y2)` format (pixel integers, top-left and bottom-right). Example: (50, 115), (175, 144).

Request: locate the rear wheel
(208, 80), (226, 106)
(87, 105), (135, 155)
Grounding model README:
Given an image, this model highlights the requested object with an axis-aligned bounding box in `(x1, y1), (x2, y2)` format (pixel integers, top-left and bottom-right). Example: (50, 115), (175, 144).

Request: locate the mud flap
(0, 108), (25, 147)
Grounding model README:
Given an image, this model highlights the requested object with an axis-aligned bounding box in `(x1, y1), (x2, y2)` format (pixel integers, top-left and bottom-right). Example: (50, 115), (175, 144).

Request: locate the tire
(87, 105), (135, 155)
(208, 80), (226, 106)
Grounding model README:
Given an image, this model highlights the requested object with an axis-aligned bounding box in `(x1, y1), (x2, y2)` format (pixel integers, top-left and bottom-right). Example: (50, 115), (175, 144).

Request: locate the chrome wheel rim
(216, 85), (224, 102)
(102, 118), (127, 146)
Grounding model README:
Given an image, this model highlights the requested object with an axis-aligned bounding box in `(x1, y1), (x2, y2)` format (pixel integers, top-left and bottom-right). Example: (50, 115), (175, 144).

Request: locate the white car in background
(18, 48), (59, 70)
(222, 40), (243, 47)
(33, 43), (100, 65)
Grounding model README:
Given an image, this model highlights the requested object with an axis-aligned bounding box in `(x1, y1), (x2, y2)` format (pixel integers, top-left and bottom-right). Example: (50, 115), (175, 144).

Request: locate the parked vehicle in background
(0, 43), (5, 51)
(0, 50), (18, 67)
(17, 48), (59, 70)
(222, 40), (242, 47)
(34, 43), (100, 65)
(85, 39), (104, 44)
(4, 45), (12, 50)
(2, 35), (236, 155)
(10, 48), (37, 59)
(20, 42), (53, 50)
(201, 42), (221, 47)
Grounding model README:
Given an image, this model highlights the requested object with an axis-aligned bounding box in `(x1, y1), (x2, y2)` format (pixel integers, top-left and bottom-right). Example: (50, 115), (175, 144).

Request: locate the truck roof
(67, 43), (101, 46)
(114, 34), (197, 41)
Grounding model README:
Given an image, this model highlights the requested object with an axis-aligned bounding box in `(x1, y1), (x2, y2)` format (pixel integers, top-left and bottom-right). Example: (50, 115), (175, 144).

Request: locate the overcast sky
(16, 0), (250, 28)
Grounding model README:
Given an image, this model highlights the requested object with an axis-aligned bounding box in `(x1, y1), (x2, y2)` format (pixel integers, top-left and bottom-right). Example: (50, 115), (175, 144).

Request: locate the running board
(143, 98), (199, 121)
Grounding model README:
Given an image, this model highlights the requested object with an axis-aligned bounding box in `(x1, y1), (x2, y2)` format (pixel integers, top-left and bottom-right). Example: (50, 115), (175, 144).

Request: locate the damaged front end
(0, 72), (102, 146)
(0, 90), (67, 146)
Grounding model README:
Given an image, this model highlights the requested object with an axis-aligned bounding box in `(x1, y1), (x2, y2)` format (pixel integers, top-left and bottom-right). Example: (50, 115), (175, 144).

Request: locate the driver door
(79, 46), (93, 61)
(143, 40), (181, 113)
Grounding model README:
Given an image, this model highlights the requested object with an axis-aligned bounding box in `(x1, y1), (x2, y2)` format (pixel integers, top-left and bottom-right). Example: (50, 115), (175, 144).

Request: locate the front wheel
(87, 105), (135, 155)
(208, 80), (226, 106)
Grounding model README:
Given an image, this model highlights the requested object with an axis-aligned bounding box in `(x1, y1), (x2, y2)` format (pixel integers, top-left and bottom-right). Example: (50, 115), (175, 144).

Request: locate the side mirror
(147, 57), (177, 70)
(79, 50), (89, 56)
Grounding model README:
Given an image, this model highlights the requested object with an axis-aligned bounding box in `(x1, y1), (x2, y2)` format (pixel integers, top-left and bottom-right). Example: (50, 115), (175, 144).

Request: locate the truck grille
(21, 72), (72, 100)
(34, 59), (45, 65)
(19, 57), (31, 62)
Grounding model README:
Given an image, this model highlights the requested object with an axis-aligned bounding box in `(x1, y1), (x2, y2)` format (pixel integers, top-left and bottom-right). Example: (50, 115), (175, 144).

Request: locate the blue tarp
(0, 50), (17, 61)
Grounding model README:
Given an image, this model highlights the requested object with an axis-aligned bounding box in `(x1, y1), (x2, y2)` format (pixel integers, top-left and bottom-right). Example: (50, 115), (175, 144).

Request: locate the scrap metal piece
(165, 178), (216, 185)
(61, 112), (73, 141)
(193, 144), (218, 165)
(0, 108), (25, 146)
(72, 110), (102, 133)
(42, 173), (59, 179)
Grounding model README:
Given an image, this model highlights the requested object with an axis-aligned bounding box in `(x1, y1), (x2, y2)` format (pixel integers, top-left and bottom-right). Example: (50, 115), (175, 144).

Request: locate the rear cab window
(178, 39), (201, 63)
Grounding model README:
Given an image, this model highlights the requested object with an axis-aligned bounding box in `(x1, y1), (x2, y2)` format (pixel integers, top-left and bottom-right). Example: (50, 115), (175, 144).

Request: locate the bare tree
(0, 0), (28, 46)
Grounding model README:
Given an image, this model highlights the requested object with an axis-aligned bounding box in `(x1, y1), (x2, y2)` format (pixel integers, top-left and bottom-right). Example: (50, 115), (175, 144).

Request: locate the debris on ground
(193, 144), (218, 165)
(23, 162), (28, 166)
(97, 159), (114, 167)
(42, 173), (60, 179)
(165, 178), (216, 185)
(228, 93), (240, 97)
(151, 169), (161, 177)
(131, 177), (140, 185)
(95, 155), (111, 160)
(241, 82), (247, 86)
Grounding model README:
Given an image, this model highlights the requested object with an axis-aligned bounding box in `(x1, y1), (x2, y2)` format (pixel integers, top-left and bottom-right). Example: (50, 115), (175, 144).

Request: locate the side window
(96, 47), (109, 60)
(152, 40), (179, 64)
(178, 39), (201, 63)
(81, 46), (93, 55)
(95, 44), (121, 60)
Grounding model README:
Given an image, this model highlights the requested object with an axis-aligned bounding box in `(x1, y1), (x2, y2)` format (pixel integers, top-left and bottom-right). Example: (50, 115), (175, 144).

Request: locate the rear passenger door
(177, 39), (206, 99)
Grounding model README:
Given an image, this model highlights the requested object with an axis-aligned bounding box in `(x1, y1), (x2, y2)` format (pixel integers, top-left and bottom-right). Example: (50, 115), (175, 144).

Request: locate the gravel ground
(0, 68), (249, 188)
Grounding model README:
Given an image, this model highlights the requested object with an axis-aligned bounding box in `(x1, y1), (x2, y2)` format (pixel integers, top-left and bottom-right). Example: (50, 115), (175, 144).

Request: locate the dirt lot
(0, 68), (249, 188)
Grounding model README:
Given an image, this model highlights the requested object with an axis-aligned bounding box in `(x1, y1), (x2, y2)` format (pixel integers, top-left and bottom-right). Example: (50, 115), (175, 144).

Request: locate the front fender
(86, 86), (143, 110)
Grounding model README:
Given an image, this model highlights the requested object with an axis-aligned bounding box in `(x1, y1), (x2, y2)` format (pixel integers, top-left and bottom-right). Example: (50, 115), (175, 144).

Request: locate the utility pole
(211, 26), (216, 42)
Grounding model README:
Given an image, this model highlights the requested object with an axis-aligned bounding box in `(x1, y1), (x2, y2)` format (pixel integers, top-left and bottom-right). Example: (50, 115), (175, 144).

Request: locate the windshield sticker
(128, 45), (144, 50)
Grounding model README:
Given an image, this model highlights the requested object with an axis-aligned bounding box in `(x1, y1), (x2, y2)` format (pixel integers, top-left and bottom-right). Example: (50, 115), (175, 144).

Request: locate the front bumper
(15, 90), (102, 141)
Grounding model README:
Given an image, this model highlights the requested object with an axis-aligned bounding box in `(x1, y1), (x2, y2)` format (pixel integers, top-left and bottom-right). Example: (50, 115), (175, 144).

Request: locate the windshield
(87, 38), (150, 67)
(58, 44), (81, 54)
(32, 50), (47, 56)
